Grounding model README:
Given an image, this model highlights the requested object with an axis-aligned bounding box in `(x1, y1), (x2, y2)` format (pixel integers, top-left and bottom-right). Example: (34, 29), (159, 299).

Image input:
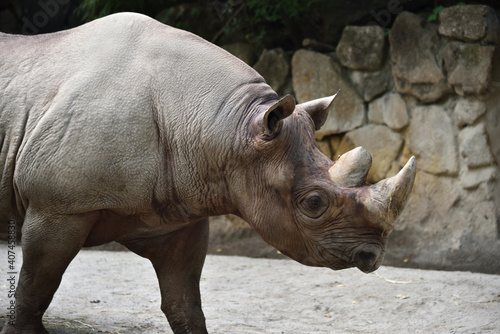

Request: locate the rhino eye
(300, 192), (328, 219)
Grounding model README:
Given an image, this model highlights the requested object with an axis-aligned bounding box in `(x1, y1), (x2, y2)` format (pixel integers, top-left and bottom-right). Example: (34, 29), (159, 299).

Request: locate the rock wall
(215, 5), (500, 274)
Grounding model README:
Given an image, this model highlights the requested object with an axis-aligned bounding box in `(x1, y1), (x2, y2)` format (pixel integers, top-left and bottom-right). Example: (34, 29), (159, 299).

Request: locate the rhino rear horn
(262, 95), (296, 136)
(298, 89), (340, 130)
(328, 146), (372, 187)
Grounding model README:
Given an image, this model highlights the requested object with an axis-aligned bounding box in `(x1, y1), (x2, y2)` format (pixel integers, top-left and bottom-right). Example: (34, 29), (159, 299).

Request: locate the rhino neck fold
(152, 82), (277, 221)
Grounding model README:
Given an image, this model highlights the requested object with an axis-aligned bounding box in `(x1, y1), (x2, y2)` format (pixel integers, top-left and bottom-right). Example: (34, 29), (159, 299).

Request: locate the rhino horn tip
(369, 156), (417, 235)
(406, 156), (417, 172)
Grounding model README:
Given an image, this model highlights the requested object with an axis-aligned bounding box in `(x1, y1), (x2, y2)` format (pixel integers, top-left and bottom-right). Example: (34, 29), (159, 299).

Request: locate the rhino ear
(298, 89), (340, 130)
(262, 95), (296, 136)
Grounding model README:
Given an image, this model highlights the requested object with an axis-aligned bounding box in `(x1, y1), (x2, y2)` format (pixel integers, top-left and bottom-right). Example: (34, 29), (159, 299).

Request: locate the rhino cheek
(239, 204), (310, 262)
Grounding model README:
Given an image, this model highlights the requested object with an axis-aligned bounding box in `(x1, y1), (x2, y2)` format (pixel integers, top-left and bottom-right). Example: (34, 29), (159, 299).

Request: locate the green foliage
(76, 0), (337, 51)
(246, 0), (319, 22)
(76, 0), (185, 22)
(77, 0), (320, 23)
(428, 5), (444, 22)
(238, 0), (320, 48)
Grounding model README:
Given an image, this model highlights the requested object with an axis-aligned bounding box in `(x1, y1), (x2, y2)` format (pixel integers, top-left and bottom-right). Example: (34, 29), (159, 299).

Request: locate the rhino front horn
(329, 146), (372, 187)
(363, 156), (417, 234)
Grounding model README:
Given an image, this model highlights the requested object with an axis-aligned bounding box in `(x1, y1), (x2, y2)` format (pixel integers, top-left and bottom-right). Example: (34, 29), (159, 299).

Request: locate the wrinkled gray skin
(0, 13), (415, 334)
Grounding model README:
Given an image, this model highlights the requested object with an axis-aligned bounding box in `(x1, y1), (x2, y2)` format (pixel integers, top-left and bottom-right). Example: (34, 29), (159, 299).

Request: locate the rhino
(0, 12), (416, 334)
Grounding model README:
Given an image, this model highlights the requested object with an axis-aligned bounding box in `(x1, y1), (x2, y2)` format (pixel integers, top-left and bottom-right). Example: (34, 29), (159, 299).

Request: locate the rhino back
(0, 13), (269, 230)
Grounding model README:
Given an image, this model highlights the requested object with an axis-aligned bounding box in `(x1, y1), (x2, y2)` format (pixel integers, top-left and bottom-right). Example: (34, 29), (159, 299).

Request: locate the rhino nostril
(353, 247), (381, 273)
(359, 251), (376, 263)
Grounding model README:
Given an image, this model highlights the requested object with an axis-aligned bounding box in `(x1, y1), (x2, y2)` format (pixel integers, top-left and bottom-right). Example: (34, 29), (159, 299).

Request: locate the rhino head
(234, 92), (416, 273)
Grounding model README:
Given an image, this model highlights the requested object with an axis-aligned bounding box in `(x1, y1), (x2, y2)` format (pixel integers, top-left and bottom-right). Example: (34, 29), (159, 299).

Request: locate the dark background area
(1, 0), (499, 52)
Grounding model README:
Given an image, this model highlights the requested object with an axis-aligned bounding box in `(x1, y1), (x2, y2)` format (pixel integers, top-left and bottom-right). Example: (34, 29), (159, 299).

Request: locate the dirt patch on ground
(1, 244), (499, 333)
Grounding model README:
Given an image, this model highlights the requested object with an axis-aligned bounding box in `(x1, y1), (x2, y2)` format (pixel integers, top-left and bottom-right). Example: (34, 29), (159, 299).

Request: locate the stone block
(292, 49), (365, 139)
(336, 25), (386, 71)
(443, 42), (495, 97)
(368, 99), (384, 125)
(453, 97), (486, 128)
(368, 93), (408, 131)
(458, 123), (494, 168)
(396, 170), (460, 231)
(348, 60), (393, 102)
(389, 12), (451, 103)
(438, 5), (499, 43)
(406, 105), (458, 175)
(460, 166), (497, 189)
(253, 48), (289, 93)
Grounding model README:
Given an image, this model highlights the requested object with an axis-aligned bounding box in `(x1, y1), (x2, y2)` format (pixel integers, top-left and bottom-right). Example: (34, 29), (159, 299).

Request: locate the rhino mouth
(312, 241), (384, 273)
(291, 242), (383, 273)
(308, 245), (355, 271)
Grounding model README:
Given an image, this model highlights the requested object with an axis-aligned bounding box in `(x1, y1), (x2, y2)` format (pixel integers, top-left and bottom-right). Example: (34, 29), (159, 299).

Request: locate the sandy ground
(0, 244), (499, 334)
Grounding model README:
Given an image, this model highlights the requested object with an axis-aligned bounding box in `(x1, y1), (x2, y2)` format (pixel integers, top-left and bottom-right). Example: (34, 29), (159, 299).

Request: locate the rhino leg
(0, 209), (96, 334)
(123, 218), (209, 334)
